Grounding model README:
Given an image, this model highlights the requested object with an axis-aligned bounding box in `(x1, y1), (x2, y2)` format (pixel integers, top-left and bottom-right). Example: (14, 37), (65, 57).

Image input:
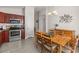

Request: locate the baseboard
(25, 36), (34, 39)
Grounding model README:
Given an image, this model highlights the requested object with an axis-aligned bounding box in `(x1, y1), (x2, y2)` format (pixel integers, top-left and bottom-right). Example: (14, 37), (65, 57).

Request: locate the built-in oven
(9, 29), (21, 42)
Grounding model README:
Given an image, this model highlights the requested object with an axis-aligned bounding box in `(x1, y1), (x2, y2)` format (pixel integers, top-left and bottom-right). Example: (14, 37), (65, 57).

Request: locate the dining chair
(62, 37), (78, 53)
(41, 34), (58, 53)
(35, 32), (43, 52)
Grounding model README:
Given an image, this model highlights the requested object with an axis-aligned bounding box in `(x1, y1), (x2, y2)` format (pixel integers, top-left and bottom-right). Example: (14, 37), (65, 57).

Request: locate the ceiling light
(48, 12), (52, 15)
(52, 11), (58, 15)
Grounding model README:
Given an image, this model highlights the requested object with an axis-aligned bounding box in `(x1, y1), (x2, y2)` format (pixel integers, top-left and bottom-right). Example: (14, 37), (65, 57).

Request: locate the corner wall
(25, 7), (34, 39)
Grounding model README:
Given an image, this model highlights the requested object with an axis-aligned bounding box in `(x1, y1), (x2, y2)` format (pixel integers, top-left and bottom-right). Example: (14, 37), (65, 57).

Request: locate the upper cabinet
(5, 14), (24, 23)
(0, 12), (24, 23)
(4, 14), (10, 23)
(0, 12), (5, 23)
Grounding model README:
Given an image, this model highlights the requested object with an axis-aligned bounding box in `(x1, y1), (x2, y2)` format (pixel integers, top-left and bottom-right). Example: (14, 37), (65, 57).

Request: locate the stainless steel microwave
(9, 19), (21, 24)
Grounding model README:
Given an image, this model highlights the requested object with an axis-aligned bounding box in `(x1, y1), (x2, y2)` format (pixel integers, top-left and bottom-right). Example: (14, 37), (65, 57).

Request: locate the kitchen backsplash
(0, 23), (23, 30)
(0, 23), (11, 30)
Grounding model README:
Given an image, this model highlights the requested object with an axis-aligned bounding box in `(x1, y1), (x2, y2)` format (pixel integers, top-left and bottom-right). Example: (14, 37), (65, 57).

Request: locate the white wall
(39, 9), (46, 32)
(34, 7), (47, 32)
(46, 6), (79, 35)
(34, 11), (39, 32)
(25, 7), (34, 39)
(0, 7), (24, 15)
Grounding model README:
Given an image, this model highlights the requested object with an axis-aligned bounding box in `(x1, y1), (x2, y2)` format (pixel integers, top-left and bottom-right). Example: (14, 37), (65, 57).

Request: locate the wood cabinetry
(0, 12), (5, 23)
(21, 29), (25, 39)
(0, 12), (25, 45)
(4, 14), (10, 23)
(5, 14), (24, 23)
(0, 12), (24, 23)
(0, 32), (2, 45)
(2, 30), (9, 43)
(4, 30), (9, 42)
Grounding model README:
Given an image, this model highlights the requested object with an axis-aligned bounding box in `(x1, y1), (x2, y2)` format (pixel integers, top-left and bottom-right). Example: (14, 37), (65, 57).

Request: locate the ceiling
(0, 6), (25, 9)
(34, 6), (46, 12)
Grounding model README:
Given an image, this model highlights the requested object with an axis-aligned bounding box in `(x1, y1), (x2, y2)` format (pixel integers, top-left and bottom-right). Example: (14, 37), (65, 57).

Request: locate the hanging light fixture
(48, 12), (52, 15)
(52, 11), (58, 15)
(48, 10), (58, 16)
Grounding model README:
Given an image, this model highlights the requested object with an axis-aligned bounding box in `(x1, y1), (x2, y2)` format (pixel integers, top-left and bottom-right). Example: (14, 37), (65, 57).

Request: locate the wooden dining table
(36, 32), (72, 53)
(51, 35), (71, 52)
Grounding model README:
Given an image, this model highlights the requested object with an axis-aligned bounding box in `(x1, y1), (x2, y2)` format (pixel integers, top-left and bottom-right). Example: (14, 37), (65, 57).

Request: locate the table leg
(59, 45), (62, 53)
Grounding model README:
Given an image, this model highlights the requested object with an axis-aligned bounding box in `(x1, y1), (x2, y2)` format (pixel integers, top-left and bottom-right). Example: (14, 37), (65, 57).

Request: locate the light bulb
(48, 12), (52, 15)
(52, 11), (58, 15)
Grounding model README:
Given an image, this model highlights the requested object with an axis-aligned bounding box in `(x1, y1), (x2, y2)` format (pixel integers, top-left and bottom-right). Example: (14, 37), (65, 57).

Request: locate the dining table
(51, 35), (71, 52)
(36, 32), (72, 53)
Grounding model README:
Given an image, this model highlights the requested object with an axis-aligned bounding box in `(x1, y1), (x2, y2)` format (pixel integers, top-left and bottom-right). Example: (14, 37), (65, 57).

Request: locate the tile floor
(0, 38), (39, 53)
(0, 37), (79, 53)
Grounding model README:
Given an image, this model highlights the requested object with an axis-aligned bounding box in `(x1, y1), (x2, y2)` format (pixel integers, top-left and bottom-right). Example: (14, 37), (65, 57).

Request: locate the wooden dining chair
(35, 32), (43, 52)
(53, 29), (77, 53)
(41, 34), (58, 53)
(62, 37), (78, 53)
(35, 32), (48, 52)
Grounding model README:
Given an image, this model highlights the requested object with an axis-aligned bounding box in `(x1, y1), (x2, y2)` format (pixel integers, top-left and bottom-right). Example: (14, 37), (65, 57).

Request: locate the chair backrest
(53, 29), (76, 52)
(69, 36), (78, 52)
(42, 34), (51, 43)
(54, 29), (74, 35)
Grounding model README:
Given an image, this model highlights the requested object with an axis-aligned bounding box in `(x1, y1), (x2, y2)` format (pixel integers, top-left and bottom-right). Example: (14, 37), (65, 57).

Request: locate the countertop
(0, 29), (9, 32)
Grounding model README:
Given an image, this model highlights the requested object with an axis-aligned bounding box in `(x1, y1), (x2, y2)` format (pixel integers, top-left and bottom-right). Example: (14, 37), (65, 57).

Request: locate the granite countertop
(0, 29), (9, 32)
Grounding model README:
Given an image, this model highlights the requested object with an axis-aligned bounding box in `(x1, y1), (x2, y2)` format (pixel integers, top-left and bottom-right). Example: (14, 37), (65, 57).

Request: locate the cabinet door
(2, 30), (9, 43)
(4, 30), (9, 42)
(5, 14), (10, 23)
(0, 12), (5, 23)
(21, 29), (25, 39)
(2, 31), (5, 43)
(0, 32), (2, 45)
(5, 14), (24, 23)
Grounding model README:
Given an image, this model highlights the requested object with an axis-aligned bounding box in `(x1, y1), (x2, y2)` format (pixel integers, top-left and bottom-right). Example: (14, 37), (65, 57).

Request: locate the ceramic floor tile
(0, 37), (79, 53)
(0, 38), (39, 53)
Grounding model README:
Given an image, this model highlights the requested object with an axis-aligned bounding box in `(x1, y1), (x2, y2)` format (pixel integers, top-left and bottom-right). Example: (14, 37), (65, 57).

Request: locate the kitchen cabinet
(0, 32), (2, 45)
(21, 29), (25, 39)
(5, 14), (24, 23)
(2, 31), (5, 43)
(2, 30), (9, 43)
(0, 12), (5, 23)
(0, 12), (25, 45)
(9, 14), (24, 19)
(0, 12), (24, 23)
(4, 30), (9, 42)
(4, 14), (10, 23)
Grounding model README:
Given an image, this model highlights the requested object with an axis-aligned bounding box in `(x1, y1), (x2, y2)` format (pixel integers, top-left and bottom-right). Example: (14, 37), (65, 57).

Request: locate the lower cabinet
(2, 30), (9, 43)
(4, 30), (9, 42)
(0, 32), (2, 45)
(21, 29), (25, 39)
